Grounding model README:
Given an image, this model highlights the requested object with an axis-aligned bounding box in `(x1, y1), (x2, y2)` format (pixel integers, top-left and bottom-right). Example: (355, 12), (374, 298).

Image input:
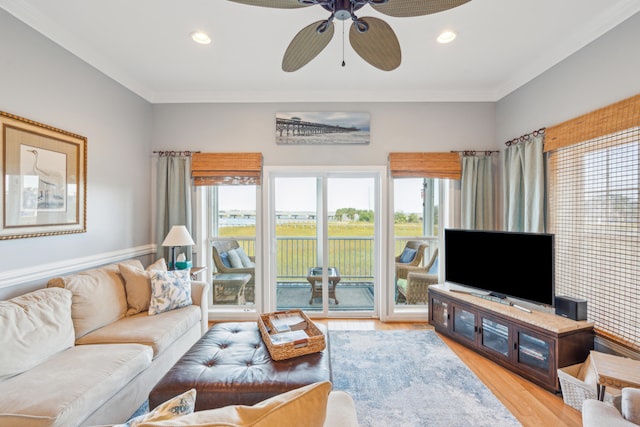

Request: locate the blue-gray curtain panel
(503, 135), (545, 233)
(461, 155), (494, 230)
(156, 155), (193, 261)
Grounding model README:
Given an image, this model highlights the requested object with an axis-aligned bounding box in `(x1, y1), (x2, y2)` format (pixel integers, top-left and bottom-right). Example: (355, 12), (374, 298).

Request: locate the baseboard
(0, 244), (156, 290)
(595, 335), (640, 360)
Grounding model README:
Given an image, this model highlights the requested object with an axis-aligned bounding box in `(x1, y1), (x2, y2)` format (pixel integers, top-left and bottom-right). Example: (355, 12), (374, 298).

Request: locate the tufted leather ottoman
(148, 321), (332, 411)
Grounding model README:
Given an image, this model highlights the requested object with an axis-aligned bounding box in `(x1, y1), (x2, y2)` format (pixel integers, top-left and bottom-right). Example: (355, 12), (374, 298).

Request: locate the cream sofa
(0, 259), (208, 427)
(583, 388), (640, 427)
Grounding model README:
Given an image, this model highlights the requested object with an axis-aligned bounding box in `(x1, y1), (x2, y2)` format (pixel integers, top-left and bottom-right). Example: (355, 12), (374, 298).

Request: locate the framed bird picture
(0, 111), (86, 239)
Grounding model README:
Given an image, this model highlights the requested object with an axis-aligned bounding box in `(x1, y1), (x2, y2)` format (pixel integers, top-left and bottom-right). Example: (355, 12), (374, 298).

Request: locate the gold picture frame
(0, 112), (87, 239)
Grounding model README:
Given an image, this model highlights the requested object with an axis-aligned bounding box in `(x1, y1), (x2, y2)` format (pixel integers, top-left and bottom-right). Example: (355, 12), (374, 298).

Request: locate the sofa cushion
(0, 343), (152, 427)
(120, 259), (168, 316)
(622, 387), (640, 424)
(235, 247), (255, 268)
(47, 261), (134, 339)
(227, 248), (244, 268)
(115, 388), (196, 427)
(149, 270), (192, 315)
(137, 381), (331, 427)
(220, 252), (231, 268)
(398, 247), (417, 263)
(76, 305), (201, 358)
(0, 288), (75, 381)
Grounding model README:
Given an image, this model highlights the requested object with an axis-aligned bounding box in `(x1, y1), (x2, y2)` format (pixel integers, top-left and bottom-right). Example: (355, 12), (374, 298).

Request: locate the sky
(219, 178), (425, 213)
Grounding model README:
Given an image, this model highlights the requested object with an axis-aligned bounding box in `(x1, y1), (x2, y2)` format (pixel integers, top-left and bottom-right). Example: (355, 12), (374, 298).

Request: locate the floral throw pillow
(113, 388), (196, 427)
(148, 270), (192, 316)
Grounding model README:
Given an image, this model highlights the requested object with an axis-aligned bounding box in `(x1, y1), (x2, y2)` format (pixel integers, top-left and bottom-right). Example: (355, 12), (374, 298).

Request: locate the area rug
(276, 284), (374, 310)
(329, 330), (522, 427)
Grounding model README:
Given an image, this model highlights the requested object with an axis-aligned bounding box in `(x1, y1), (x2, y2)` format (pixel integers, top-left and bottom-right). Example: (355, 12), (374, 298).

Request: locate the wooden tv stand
(428, 284), (594, 392)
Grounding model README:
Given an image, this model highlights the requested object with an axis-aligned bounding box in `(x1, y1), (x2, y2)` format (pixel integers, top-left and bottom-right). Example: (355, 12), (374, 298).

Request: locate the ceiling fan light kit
(228, 0), (471, 71)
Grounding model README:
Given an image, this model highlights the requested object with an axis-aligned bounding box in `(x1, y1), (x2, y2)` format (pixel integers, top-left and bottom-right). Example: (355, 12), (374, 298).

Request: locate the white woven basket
(558, 362), (621, 411)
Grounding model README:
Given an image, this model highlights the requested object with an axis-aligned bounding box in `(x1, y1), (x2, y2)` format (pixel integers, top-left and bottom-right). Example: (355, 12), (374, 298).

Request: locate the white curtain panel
(502, 135), (545, 233)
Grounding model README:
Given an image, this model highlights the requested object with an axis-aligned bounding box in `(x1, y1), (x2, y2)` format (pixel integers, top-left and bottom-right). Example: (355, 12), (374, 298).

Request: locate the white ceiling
(2, 0), (639, 103)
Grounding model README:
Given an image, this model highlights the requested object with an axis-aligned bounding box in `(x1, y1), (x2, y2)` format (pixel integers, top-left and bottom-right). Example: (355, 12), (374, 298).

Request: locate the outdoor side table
(212, 273), (251, 304)
(306, 267), (340, 304)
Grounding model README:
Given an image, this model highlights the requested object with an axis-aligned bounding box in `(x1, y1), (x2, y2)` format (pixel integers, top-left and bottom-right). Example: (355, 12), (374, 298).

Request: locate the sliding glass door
(268, 168), (380, 317)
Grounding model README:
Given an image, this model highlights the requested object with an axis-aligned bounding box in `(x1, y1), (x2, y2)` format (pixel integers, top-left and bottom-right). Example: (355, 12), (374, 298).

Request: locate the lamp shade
(161, 225), (195, 247)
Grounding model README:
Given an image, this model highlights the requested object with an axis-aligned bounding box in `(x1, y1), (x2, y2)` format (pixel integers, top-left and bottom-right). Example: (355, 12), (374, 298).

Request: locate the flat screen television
(444, 228), (555, 306)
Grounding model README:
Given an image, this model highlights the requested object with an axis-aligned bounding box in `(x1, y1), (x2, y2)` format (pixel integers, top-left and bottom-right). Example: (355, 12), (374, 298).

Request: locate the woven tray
(258, 309), (326, 361)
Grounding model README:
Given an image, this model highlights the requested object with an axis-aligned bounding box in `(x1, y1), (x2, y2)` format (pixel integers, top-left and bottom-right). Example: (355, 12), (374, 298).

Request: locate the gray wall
(0, 9), (153, 298)
(496, 11), (640, 141)
(151, 102), (496, 163)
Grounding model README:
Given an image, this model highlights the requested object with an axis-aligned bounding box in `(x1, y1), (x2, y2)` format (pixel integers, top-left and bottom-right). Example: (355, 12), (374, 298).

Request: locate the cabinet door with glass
(450, 303), (478, 345)
(429, 296), (449, 331)
(478, 313), (511, 362)
(514, 327), (556, 383)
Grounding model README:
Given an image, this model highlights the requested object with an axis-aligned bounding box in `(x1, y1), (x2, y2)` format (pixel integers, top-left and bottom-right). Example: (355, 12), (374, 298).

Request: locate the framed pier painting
(276, 112), (370, 145)
(0, 111), (87, 239)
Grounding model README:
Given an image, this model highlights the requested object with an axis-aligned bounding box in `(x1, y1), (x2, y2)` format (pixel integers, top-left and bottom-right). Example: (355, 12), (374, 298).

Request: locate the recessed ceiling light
(190, 31), (211, 45)
(437, 30), (456, 44)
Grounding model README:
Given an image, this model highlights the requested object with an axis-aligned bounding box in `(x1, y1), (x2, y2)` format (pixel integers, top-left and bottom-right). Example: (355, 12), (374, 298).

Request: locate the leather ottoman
(149, 321), (332, 411)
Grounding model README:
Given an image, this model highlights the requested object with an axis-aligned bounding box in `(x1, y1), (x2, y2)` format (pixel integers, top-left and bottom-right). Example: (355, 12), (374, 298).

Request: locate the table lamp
(161, 225), (195, 270)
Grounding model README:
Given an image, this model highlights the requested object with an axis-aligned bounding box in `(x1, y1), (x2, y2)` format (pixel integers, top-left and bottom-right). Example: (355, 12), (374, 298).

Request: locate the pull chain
(342, 20), (346, 67)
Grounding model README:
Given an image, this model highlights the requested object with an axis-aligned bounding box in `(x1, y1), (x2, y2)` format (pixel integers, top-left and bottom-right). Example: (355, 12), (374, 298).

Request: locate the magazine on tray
(269, 329), (309, 345)
(269, 312), (307, 333)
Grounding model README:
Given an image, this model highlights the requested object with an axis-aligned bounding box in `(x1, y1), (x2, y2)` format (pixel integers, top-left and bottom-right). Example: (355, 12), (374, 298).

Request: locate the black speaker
(555, 296), (587, 321)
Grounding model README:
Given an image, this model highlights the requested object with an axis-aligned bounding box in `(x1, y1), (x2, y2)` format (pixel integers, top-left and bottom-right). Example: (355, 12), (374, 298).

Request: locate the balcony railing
(223, 236), (438, 283)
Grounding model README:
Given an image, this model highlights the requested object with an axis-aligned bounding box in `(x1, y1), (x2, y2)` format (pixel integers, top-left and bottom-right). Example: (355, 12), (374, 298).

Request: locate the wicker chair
(211, 240), (255, 303)
(395, 240), (429, 281)
(397, 248), (439, 304)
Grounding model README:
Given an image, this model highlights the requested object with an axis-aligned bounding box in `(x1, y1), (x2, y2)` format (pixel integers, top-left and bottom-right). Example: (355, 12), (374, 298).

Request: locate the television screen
(444, 229), (555, 306)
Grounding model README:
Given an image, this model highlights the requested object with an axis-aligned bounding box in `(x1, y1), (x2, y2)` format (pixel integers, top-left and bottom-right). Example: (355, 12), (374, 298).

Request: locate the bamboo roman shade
(388, 152), (461, 179)
(191, 152), (262, 186)
(544, 94), (640, 152)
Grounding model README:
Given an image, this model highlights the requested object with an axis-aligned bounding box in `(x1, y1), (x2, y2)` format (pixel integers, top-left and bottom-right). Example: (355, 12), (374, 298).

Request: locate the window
(548, 127), (640, 349)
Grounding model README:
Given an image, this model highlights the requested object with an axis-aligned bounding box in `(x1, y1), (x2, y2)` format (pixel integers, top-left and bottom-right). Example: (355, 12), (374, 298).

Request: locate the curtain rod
(152, 150), (201, 156)
(451, 150), (500, 156)
(504, 128), (545, 146)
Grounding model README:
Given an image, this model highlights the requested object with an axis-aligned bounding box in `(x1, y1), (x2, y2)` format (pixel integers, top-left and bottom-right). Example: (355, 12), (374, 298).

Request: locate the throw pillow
(119, 259), (168, 316)
(148, 270), (192, 316)
(0, 288), (75, 381)
(114, 388), (196, 427)
(398, 247), (417, 263)
(135, 381), (331, 427)
(220, 252), (231, 268)
(622, 387), (640, 424)
(428, 256), (439, 275)
(148, 258), (168, 272)
(227, 248), (244, 268)
(236, 247), (255, 268)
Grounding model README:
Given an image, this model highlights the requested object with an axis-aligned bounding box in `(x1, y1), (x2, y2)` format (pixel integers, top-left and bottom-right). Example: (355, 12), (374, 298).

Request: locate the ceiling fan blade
(226, 0), (310, 9)
(349, 17), (400, 71)
(282, 20), (335, 72)
(371, 0), (471, 17)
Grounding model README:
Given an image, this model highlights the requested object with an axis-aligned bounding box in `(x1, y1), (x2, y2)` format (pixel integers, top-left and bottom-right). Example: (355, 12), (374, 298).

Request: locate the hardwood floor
(317, 319), (583, 427)
(210, 318), (582, 426)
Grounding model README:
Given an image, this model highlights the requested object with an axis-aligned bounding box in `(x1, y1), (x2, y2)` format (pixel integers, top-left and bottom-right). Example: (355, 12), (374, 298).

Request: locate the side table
(189, 266), (206, 280)
(212, 273), (251, 304)
(589, 350), (640, 401)
(306, 267), (340, 304)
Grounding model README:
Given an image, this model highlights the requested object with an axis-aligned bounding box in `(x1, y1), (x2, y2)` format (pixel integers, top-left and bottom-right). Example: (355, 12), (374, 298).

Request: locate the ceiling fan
(227, 0), (471, 72)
